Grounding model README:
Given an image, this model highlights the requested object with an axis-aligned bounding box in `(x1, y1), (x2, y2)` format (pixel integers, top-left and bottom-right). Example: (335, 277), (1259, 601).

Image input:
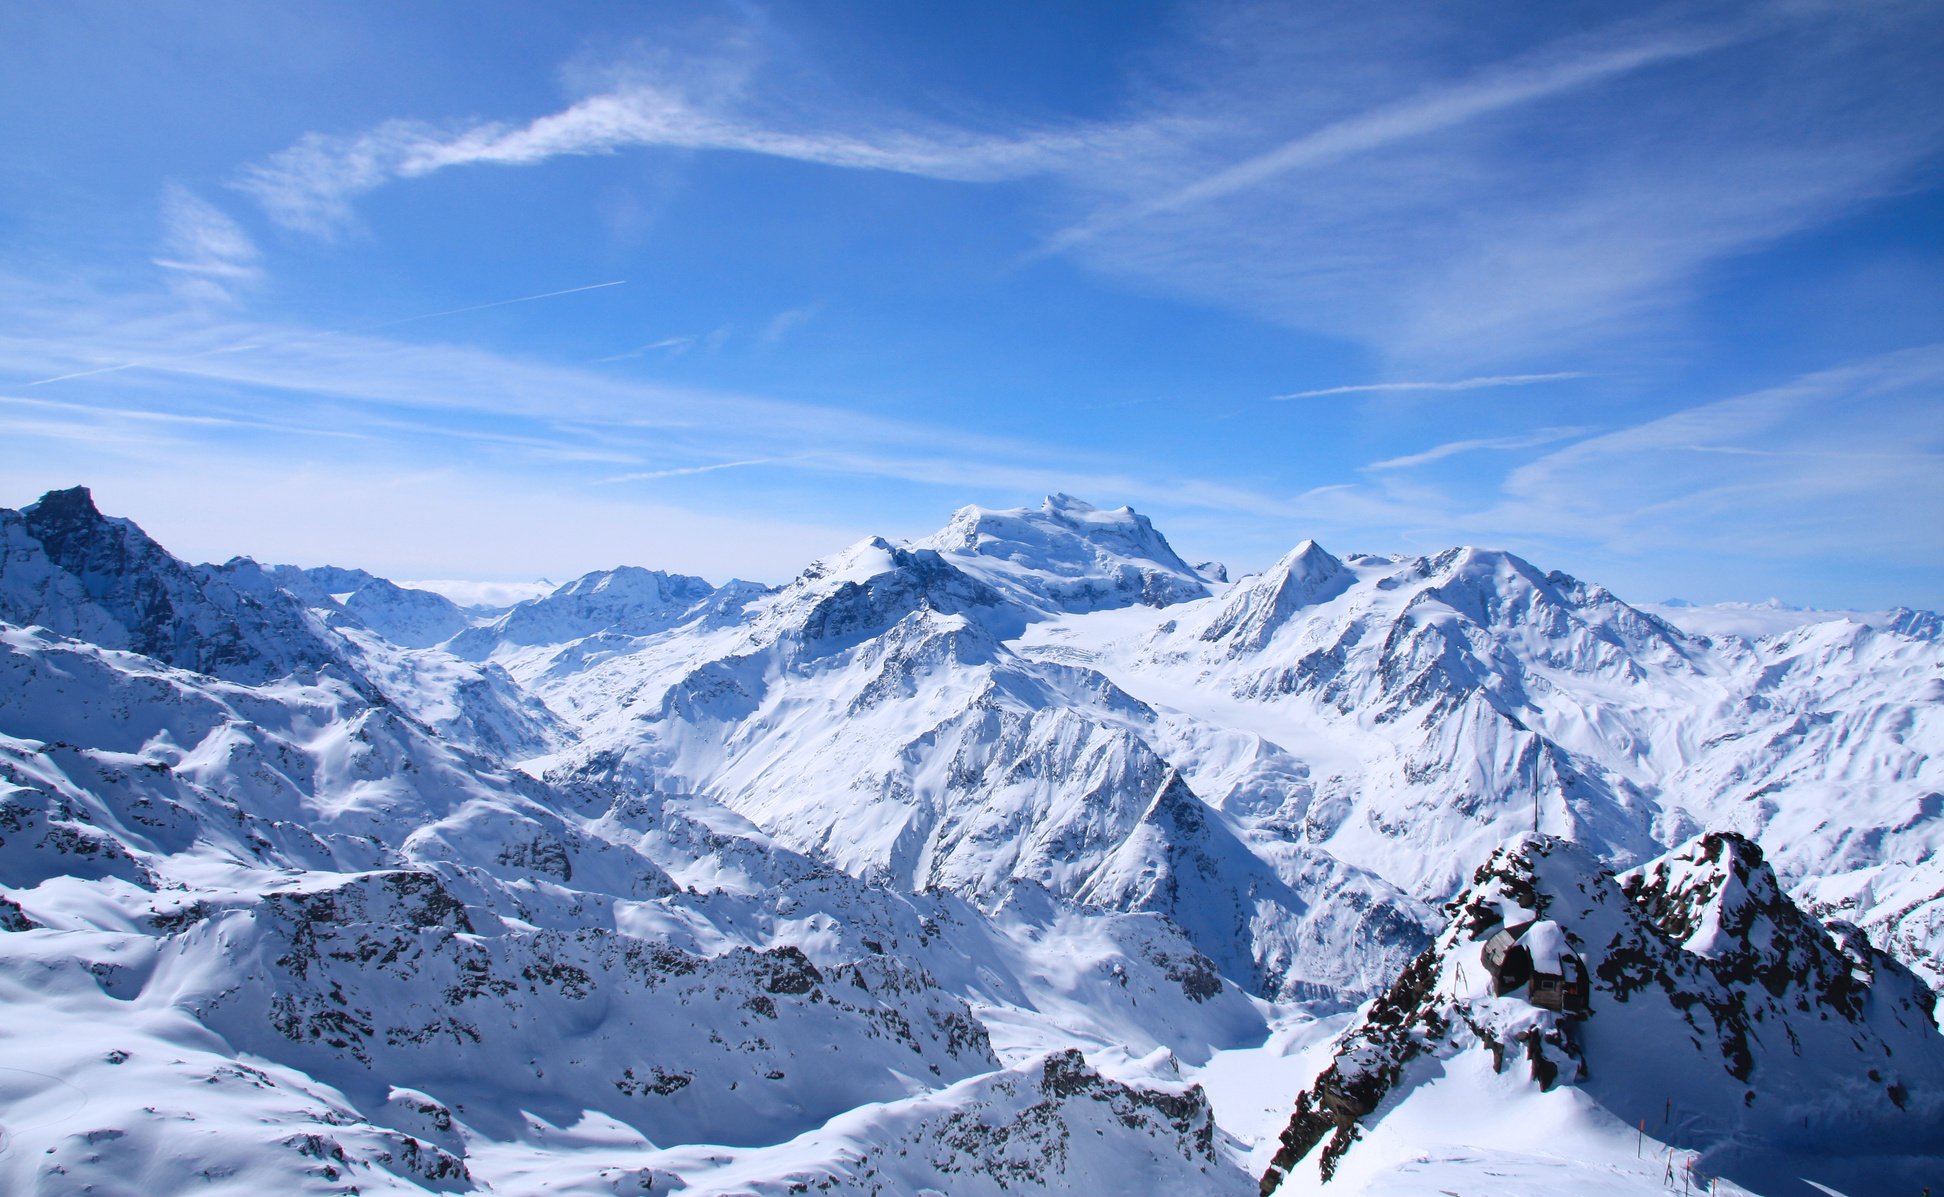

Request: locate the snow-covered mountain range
(1, 485), (1938, 1194)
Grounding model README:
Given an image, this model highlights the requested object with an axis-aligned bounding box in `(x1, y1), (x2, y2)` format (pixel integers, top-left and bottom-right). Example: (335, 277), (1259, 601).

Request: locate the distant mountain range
(1, 485), (1937, 1194)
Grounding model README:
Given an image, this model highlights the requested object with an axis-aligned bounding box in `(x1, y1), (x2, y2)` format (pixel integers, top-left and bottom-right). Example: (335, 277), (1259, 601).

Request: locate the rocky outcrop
(1261, 833), (1944, 1194)
(0, 487), (343, 683)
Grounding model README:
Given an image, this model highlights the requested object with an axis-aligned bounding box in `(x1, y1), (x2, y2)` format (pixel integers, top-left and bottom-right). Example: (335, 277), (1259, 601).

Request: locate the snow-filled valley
(1, 485), (1940, 1195)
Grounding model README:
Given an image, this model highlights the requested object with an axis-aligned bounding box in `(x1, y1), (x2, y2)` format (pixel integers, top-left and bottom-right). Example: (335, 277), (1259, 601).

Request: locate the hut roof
(1523, 920), (1570, 973)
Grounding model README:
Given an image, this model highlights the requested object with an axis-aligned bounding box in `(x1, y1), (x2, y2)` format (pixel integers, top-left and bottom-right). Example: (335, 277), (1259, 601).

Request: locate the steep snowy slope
(218, 559), (570, 759)
(1053, 543), (1694, 894)
(1658, 618), (1944, 986)
(0, 610), (1266, 1192)
(388, 494), (1944, 1002)
(336, 574), (471, 648)
(531, 518), (1429, 1000)
(1023, 536), (1944, 991)
(1260, 833), (1942, 1197)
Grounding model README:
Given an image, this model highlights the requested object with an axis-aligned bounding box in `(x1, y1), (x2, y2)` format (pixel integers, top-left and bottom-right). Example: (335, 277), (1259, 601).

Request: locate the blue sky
(2, 1), (1941, 608)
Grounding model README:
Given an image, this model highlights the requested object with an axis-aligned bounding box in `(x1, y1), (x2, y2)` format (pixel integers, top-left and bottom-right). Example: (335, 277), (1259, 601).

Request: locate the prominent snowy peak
(1621, 833), (1865, 1004)
(917, 494), (1210, 614)
(1079, 770), (1287, 982)
(1095, 539), (1698, 901)
(796, 533), (905, 587)
(775, 535), (1017, 649)
(0, 487), (343, 684)
(1261, 833), (1943, 1196)
(7, 485), (1943, 1192)
(451, 564), (722, 655)
(1199, 540), (1350, 653)
(1402, 545), (1685, 659)
(555, 563), (719, 608)
(531, 530), (1419, 1003)
(1170, 539), (1689, 706)
(1077, 769), (1432, 1000)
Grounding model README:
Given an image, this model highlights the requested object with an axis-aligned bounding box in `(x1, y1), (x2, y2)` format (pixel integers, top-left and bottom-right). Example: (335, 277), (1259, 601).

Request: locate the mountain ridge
(2, 485), (1938, 1194)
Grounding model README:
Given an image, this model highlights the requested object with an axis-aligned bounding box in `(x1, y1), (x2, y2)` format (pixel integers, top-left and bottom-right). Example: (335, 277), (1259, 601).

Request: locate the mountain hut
(1482, 918), (1590, 1015)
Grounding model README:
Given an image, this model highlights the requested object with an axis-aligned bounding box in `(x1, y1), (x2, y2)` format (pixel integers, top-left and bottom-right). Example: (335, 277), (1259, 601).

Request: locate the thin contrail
(1271, 372), (1585, 400)
(599, 456), (794, 484)
(359, 280), (626, 331)
(26, 280), (628, 386)
(28, 343), (262, 387)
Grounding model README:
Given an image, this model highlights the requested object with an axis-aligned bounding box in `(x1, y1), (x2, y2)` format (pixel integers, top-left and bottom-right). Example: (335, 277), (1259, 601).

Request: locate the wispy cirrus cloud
(760, 301), (823, 348)
(1040, 18), (1748, 257)
(1364, 427), (1586, 471)
(223, 3), (1943, 374)
(1270, 344), (1944, 599)
(1486, 345), (1944, 557)
(0, 277), (1306, 533)
(235, 77), (1111, 236)
(152, 185), (262, 302)
(1046, 2), (1944, 368)
(1273, 373), (1585, 400)
(23, 279), (628, 387)
(6, 274), (1940, 601)
(358, 280), (627, 331)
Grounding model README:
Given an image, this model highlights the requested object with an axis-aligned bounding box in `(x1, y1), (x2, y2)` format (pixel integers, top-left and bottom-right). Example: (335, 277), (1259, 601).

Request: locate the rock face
(0, 487), (342, 683)
(636, 1049), (1248, 1196)
(1261, 833), (1943, 1196)
(200, 872), (1001, 1152)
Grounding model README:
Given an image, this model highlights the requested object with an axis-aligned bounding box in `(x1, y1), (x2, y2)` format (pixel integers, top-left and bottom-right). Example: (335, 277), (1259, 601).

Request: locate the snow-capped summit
(1199, 539), (1350, 652)
(450, 564), (720, 656)
(0, 486), (342, 684)
(776, 535), (1018, 650)
(252, 563), (470, 649)
(918, 494), (1210, 614)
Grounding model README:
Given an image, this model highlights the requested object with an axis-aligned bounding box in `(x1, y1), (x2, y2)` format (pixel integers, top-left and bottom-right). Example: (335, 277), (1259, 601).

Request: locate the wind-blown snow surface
(2, 486), (1941, 1193)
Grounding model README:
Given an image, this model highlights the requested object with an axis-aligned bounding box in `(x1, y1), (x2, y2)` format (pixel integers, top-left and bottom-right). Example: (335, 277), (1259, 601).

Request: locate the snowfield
(1, 486), (1939, 1194)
